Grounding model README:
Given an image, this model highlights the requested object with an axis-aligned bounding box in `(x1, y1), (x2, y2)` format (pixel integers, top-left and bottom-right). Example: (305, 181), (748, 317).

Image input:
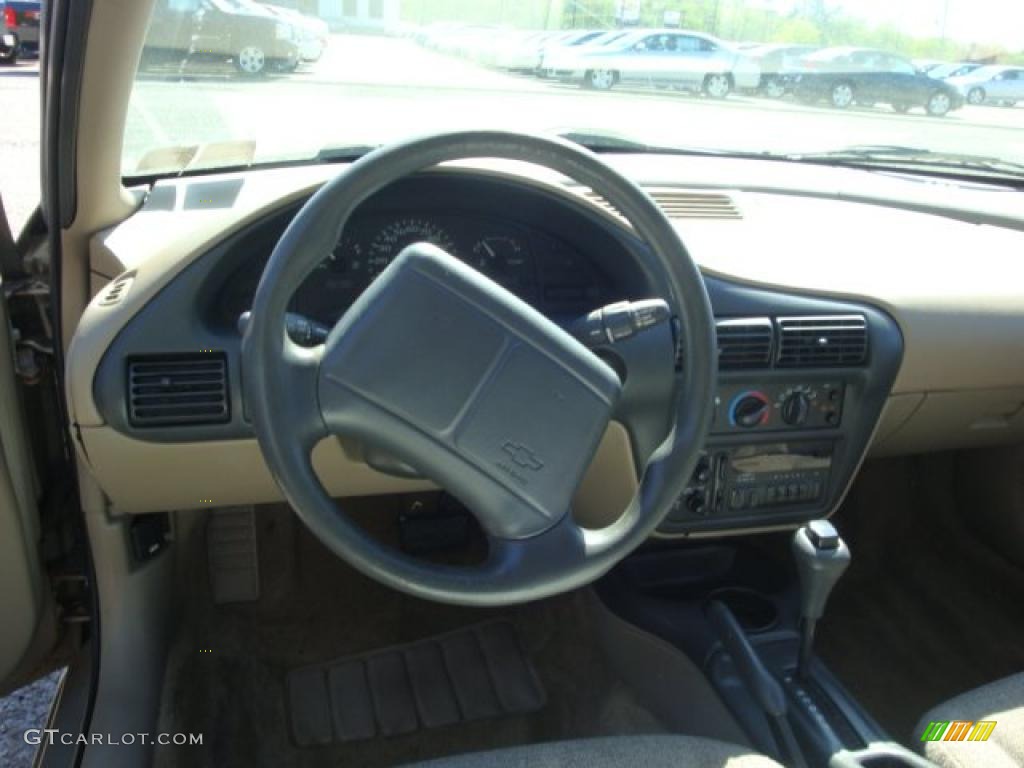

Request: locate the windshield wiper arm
(785, 145), (1024, 181)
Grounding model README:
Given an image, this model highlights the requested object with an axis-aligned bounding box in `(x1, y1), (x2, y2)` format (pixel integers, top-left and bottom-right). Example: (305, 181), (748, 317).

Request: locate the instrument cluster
(221, 213), (609, 327)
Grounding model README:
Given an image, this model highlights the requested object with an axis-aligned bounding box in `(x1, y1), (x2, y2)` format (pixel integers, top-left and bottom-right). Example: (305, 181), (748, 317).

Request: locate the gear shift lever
(792, 520), (850, 679)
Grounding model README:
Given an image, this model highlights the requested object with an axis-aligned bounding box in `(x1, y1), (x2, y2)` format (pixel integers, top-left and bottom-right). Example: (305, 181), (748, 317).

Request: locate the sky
(755, 0), (1024, 50)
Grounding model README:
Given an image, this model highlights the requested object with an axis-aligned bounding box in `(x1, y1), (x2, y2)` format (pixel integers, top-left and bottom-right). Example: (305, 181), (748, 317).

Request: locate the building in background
(317, 0), (402, 31)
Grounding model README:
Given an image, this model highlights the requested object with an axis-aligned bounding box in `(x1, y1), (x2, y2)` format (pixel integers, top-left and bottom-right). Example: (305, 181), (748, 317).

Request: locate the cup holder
(706, 587), (779, 633)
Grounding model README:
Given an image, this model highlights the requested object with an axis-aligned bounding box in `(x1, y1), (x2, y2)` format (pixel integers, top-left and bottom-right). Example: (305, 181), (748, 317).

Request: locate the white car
(490, 30), (562, 71)
(947, 65), (1024, 106)
(541, 28), (759, 96)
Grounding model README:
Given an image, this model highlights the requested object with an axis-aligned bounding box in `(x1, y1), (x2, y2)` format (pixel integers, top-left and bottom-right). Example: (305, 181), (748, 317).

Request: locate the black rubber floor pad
(286, 620), (547, 746)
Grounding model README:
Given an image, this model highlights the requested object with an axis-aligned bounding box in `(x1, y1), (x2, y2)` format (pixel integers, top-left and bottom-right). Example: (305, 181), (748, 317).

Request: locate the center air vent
(127, 354), (230, 427)
(716, 318), (773, 370)
(777, 316), (868, 368)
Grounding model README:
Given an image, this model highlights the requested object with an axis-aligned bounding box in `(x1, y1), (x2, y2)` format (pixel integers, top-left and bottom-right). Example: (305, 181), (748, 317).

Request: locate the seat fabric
(916, 672), (1024, 768)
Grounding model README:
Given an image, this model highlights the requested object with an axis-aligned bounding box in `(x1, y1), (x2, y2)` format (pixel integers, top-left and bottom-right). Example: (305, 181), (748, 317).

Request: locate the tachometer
(367, 219), (457, 276)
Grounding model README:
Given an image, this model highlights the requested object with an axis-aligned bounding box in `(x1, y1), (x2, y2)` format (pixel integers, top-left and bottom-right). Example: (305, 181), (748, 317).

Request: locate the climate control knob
(732, 393), (771, 429)
(781, 392), (812, 426)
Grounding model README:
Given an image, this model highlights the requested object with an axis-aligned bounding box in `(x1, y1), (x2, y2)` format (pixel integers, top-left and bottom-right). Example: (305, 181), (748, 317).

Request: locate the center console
(657, 286), (904, 537)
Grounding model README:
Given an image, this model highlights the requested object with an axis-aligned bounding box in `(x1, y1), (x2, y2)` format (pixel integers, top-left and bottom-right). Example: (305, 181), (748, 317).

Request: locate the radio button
(686, 492), (708, 517)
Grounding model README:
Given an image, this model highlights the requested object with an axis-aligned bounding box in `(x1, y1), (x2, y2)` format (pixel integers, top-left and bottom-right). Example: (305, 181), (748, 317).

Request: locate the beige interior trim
(0, 285), (45, 682)
(60, 0), (155, 353)
(78, 423), (636, 522)
(869, 394), (925, 451)
(574, 422), (639, 529)
(872, 387), (1024, 457)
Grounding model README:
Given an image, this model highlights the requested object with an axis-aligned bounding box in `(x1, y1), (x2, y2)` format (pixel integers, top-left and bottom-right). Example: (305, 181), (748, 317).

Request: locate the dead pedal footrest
(286, 620), (546, 746)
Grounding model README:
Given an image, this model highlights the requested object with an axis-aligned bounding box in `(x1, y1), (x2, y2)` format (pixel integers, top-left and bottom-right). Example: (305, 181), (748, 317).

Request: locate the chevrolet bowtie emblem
(501, 442), (544, 471)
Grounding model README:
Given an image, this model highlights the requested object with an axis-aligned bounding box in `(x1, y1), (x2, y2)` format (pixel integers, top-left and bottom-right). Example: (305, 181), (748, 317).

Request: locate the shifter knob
(792, 520), (850, 678)
(793, 520), (850, 620)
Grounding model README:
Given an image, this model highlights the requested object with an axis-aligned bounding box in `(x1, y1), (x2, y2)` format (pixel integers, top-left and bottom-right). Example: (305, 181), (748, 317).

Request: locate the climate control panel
(714, 381), (845, 435)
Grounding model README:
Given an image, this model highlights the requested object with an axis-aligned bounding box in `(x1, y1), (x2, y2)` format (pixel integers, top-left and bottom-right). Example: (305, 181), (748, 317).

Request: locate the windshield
(123, 0), (1024, 179)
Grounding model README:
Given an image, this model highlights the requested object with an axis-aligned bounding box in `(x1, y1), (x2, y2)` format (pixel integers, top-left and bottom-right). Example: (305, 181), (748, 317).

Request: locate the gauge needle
(481, 240), (497, 259)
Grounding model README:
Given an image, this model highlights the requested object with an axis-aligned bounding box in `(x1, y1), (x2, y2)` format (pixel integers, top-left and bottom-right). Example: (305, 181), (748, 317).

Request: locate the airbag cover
(317, 244), (622, 539)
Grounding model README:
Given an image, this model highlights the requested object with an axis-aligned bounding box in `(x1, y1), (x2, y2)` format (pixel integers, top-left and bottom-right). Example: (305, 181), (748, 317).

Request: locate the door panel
(0, 195), (48, 688)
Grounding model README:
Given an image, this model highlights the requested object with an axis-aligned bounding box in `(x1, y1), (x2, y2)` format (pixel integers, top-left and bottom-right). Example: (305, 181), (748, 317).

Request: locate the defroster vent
(777, 316), (868, 368)
(127, 354), (230, 427)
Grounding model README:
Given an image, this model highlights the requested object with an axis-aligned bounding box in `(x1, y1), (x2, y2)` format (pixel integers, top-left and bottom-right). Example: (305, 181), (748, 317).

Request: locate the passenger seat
(915, 672), (1024, 768)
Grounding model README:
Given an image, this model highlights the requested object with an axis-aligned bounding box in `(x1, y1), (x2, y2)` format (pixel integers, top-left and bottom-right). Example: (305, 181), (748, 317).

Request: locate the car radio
(669, 441), (834, 521)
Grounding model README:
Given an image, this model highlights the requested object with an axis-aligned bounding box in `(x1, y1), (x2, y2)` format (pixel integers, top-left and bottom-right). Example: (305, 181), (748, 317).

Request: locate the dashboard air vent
(127, 354), (230, 427)
(716, 318), (773, 370)
(98, 272), (135, 307)
(777, 316), (868, 368)
(580, 189), (741, 221)
(649, 191), (742, 220)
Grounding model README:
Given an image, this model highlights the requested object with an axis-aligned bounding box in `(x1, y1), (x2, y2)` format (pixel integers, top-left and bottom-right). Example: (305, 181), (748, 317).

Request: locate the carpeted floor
(153, 500), (663, 768)
(817, 453), (1024, 744)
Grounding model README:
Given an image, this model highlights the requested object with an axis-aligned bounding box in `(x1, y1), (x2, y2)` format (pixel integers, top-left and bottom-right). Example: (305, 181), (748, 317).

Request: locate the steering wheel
(242, 131), (716, 606)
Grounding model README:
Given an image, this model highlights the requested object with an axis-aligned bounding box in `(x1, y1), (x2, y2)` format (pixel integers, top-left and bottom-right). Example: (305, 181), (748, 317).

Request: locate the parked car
(540, 28), (759, 97)
(0, 4), (16, 64)
(745, 43), (818, 97)
(142, 0), (300, 76)
(912, 59), (943, 74)
(0, 0), (40, 63)
(258, 3), (328, 63)
(531, 30), (606, 70)
(927, 61), (982, 80)
(489, 30), (561, 71)
(947, 65), (1024, 106)
(789, 47), (963, 116)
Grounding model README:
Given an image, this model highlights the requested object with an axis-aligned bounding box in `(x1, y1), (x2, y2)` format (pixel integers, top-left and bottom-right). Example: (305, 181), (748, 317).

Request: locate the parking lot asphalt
(0, 60), (41, 236)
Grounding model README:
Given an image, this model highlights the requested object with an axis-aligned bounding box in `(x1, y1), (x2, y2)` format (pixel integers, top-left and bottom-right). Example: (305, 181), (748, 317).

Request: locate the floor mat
(286, 620), (546, 746)
(154, 500), (664, 768)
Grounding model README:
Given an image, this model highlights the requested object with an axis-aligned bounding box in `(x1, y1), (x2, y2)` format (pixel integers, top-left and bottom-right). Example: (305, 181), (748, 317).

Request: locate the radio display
(729, 442), (832, 475)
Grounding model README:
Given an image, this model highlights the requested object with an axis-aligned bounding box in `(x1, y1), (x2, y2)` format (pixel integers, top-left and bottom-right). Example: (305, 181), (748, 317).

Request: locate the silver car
(541, 28), (759, 97)
(948, 65), (1024, 106)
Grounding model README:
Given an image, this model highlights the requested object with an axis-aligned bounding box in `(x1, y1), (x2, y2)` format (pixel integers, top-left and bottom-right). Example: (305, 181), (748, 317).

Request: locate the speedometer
(366, 219), (457, 277)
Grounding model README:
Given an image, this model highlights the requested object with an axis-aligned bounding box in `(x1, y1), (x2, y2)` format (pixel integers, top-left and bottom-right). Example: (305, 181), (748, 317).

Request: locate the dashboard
(217, 212), (612, 329)
(69, 157), (1024, 538)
